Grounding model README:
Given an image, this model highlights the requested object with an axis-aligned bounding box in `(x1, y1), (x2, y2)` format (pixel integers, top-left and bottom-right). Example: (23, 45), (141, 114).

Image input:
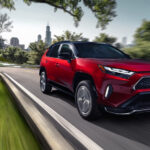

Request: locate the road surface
(1, 67), (150, 150)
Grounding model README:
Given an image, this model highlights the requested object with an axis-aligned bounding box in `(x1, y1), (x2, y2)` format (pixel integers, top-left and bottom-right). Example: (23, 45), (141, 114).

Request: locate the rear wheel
(75, 80), (101, 120)
(40, 71), (52, 94)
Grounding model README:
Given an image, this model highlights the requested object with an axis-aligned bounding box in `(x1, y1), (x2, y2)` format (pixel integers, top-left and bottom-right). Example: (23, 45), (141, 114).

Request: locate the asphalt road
(1, 67), (150, 150)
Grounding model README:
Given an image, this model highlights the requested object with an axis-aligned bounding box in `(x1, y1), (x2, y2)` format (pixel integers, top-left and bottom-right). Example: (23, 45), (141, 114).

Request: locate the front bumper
(104, 92), (150, 115)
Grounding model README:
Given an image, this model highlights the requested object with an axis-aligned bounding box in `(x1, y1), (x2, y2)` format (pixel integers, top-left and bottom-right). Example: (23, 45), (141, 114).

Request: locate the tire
(40, 71), (52, 94)
(75, 80), (101, 120)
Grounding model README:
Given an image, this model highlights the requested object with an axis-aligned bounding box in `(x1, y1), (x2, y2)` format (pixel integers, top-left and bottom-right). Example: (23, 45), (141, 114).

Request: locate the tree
(0, 49), (7, 62)
(0, 13), (13, 50)
(0, 13), (13, 34)
(115, 43), (123, 49)
(134, 20), (150, 44)
(0, 0), (14, 9)
(123, 20), (150, 60)
(93, 33), (116, 44)
(15, 50), (28, 64)
(52, 30), (89, 44)
(124, 41), (150, 60)
(1, 46), (28, 64)
(0, 0), (117, 29)
(28, 40), (47, 64)
(2, 46), (17, 62)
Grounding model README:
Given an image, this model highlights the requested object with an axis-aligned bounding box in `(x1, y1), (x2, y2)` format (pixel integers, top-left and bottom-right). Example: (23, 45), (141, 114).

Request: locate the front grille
(120, 92), (150, 109)
(129, 94), (150, 109)
(135, 77), (150, 90)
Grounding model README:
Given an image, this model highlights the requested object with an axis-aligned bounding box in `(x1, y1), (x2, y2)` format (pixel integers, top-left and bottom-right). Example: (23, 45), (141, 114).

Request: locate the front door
(57, 44), (76, 90)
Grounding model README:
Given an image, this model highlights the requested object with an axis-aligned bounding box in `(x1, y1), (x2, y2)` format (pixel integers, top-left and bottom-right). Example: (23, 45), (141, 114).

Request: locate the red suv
(40, 41), (150, 119)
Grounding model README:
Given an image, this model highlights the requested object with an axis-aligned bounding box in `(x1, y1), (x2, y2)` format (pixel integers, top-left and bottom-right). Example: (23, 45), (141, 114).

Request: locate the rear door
(45, 44), (60, 82)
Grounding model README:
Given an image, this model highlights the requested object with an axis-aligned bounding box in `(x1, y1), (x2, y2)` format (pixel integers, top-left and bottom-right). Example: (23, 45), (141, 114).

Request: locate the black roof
(52, 41), (110, 46)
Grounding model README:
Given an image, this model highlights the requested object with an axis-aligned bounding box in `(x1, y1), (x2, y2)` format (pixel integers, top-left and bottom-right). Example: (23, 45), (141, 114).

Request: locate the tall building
(0, 37), (5, 49)
(45, 25), (51, 46)
(10, 37), (19, 47)
(122, 37), (127, 47)
(19, 44), (25, 49)
(38, 34), (42, 42)
(10, 37), (25, 49)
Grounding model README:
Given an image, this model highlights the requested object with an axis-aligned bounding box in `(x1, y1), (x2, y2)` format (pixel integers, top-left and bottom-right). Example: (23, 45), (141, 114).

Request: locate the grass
(0, 80), (41, 150)
(0, 64), (4, 67)
(0, 62), (15, 67)
(0, 62), (39, 69)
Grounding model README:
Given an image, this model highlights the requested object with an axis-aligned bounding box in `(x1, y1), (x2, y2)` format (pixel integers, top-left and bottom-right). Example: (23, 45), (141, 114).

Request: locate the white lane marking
(4, 73), (103, 150)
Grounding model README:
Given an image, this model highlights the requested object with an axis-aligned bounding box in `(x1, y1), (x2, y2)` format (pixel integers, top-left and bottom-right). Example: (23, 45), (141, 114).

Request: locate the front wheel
(75, 80), (101, 120)
(40, 71), (52, 94)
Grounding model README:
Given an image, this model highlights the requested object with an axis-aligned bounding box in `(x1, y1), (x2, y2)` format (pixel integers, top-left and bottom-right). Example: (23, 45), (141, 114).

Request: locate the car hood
(86, 58), (150, 72)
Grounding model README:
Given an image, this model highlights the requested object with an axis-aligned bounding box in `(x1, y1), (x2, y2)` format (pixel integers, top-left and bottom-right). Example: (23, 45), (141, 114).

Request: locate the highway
(1, 67), (150, 150)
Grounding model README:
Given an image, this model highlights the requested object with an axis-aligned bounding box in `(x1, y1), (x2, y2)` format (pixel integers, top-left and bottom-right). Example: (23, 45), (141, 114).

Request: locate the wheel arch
(39, 66), (46, 75)
(73, 72), (98, 96)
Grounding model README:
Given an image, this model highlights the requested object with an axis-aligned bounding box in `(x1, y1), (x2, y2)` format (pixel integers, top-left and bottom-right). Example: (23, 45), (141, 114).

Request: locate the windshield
(74, 43), (130, 59)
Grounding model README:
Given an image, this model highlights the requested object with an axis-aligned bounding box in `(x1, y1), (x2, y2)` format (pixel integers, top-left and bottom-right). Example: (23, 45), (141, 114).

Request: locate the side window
(59, 44), (72, 55)
(46, 45), (60, 57)
(46, 46), (53, 57)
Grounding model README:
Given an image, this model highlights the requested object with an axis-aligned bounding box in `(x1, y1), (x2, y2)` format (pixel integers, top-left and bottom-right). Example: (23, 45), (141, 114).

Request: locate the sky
(1, 0), (150, 48)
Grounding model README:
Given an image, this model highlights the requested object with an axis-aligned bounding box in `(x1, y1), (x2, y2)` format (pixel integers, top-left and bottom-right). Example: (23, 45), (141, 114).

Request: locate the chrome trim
(104, 107), (150, 115)
(104, 85), (113, 99)
(104, 86), (110, 98)
(133, 76), (150, 90)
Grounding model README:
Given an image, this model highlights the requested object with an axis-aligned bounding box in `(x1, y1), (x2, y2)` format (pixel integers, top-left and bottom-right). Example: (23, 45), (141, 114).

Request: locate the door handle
(56, 63), (59, 67)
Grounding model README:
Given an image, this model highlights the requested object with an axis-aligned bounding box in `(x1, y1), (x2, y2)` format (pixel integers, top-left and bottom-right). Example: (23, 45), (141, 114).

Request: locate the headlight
(99, 65), (134, 79)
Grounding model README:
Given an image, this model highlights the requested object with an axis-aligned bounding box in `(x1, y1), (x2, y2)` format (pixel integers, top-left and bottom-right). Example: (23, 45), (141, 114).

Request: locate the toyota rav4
(40, 41), (150, 119)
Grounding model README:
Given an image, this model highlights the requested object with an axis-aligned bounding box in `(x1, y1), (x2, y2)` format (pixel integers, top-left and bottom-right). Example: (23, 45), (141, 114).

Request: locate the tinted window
(46, 45), (60, 57)
(74, 43), (129, 59)
(58, 44), (73, 60)
(60, 44), (72, 54)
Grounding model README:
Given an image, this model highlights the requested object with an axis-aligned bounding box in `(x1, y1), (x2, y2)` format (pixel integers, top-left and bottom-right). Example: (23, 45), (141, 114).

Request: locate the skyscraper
(45, 25), (51, 46)
(38, 34), (42, 42)
(122, 37), (127, 47)
(10, 37), (19, 47)
(10, 37), (25, 49)
(0, 37), (5, 49)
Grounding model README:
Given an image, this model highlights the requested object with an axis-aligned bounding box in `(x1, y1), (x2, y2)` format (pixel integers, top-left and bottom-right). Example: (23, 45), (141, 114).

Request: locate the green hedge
(0, 56), (8, 62)
(124, 41), (150, 60)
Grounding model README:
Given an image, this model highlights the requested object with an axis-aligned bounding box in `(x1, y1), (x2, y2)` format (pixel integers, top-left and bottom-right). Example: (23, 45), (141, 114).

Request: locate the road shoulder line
(3, 72), (103, 150)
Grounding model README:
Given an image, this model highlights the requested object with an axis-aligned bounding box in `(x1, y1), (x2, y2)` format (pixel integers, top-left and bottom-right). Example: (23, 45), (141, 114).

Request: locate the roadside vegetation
(52, 30), (89, 44)
(0, 30), (123, 65)
(1, 21), (150, 65)
(0, 47), (28, 64)
(28, 40), (48, 65)
(0, 41), (47, 65)
(0, 80), (41, 150)
(124, 20), (150, 60)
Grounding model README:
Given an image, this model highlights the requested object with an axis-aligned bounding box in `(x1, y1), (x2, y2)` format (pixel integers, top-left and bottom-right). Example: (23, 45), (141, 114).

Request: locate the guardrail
(0, 73), (74, 150)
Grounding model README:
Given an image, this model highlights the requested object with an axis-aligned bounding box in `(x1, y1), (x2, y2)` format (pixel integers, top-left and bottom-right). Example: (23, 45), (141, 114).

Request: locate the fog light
(104, 85), (113, 99)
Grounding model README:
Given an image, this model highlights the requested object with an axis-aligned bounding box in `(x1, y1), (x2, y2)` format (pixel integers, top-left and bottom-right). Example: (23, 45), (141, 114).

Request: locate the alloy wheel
(77, 86), (92, 116)
(40, 72), (46, 92)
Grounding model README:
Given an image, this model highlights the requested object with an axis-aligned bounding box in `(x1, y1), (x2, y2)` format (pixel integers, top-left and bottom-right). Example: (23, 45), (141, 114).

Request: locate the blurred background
(0, 0), (150, 65)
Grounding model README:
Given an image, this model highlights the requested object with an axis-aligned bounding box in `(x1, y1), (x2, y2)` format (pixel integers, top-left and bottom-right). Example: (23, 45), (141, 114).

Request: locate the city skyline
(1, 0), (150, 48)
(1, 24), (51, 50)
